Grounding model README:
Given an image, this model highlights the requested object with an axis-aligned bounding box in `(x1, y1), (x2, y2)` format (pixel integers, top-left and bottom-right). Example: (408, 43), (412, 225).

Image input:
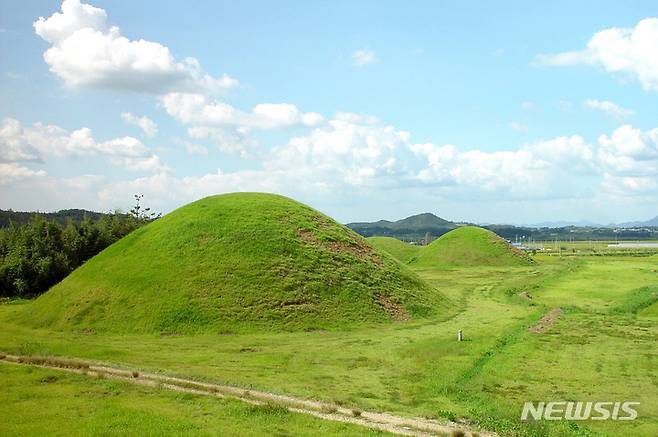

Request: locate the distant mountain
(348, 212), (658, 243)
(618, 216), (658, 228)
(347, 212), (456, 240)
(0, 208), (111, 228)
(389, 212), (453, 229)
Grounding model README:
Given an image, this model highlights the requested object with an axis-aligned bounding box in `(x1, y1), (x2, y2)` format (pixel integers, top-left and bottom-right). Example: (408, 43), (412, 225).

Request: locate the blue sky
(1, 0), (658, 224)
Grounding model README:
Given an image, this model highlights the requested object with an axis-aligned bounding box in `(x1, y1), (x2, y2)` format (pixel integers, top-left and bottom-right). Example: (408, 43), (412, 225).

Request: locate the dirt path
(0, 353), (495, 437)
(529, 308), (563, 334)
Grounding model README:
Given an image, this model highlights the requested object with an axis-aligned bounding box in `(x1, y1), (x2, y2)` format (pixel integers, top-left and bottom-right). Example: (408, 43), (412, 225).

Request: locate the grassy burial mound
(22, 193), (444, 334)
(367, 237), (421, 264)
(412, 226), (533, 267)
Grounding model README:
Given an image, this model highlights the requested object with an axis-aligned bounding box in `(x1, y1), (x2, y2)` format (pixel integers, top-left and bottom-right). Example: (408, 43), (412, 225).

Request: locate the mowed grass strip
(0, 362), (393, 437)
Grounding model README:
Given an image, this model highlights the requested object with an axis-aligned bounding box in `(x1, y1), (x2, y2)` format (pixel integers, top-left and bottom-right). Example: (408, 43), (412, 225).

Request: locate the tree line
(0, 195), (159, 298)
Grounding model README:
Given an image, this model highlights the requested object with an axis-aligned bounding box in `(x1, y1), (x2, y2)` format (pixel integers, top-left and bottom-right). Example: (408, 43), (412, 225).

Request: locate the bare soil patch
(376, 294), (411, 321)
(529, 308), (563, 334)
(298, 230), (384, 266)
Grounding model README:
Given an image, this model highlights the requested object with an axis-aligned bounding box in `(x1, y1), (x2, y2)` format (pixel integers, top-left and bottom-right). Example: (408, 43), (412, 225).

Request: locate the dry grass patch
(16, 355), (90, 370)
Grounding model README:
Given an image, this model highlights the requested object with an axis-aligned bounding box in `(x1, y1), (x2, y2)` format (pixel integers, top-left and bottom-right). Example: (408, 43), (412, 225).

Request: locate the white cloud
(252, 103), (324, 128)
(33, 2), (330, 157)
(0, 163), (47, 186)
(0, 118), (41, 162)
(410, 134), (595, 198)
(266, 117), (412, 188)
(34, 0), (237, 94)
(0, 117), (167, 174)
(585, 99), (634, 119)
(80, 124), (600, 211)
(160, 93), (324, 156)
(525, 135), (594, 168)
(161, 93), (324, 129)
(6, 117), (658, 215)
(33, 0), (106, 44)
(537, 18), (658, 91)
(602, 173), (657, 194)
(598, 124), (658, 176)
(352, 49), (376, 66)
(120, 112), (158, 137)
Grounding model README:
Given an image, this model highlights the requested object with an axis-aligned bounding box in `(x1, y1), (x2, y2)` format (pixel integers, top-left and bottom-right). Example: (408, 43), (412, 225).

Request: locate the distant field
(1, 254), (655, 436)
(532, 240), (658, 257)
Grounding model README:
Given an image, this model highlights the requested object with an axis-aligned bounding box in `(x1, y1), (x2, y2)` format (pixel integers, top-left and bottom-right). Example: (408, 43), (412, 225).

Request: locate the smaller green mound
(412, 226), (533, 267)
(367, 237), (421, 264)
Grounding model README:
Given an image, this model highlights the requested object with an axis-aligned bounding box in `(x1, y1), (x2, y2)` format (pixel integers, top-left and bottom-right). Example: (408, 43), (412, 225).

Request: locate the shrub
(248, 403), (289, 416)
(320, 405), (338, 414)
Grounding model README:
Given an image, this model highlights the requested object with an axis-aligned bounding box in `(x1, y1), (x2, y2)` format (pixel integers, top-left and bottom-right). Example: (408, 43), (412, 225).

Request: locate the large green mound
(412, 226), (533, 267)
(367, 237), (421, 264)
(22, 193), (444, 333)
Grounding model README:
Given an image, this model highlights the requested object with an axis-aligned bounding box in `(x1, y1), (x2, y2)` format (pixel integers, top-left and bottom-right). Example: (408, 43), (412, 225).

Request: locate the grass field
(0, 363), (389, 436)
(2, 252), (656, 436)
(532, 240), (658, 257)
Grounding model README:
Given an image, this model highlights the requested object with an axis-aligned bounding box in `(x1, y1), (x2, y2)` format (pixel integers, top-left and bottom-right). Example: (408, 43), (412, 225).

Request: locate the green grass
(530, 257), (657, 311)
(640, 300), (658, 317)
(0, 363), (389, 436)
(367, 237), (422, 263)
(20, 193), (447, 334)
(2, 202), (657, 436)
(412, 226), (534, 268)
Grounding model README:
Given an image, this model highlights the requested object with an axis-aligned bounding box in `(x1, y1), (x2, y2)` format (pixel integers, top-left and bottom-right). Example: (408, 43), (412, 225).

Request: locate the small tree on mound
(129, 194), (161, 223)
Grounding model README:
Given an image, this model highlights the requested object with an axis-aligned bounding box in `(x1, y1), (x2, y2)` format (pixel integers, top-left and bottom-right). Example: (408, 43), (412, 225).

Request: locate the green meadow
(0, 363), (387, 437)
(0, 195), (656, 436)
(1, 256), (656, 436)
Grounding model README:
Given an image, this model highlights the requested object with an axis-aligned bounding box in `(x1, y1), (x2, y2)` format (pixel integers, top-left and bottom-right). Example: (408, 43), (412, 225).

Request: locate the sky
(1, 0), (658, 225)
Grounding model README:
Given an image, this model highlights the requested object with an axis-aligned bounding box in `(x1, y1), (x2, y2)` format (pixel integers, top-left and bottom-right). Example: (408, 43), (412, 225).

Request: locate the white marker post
(457, 329), (463, 342)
